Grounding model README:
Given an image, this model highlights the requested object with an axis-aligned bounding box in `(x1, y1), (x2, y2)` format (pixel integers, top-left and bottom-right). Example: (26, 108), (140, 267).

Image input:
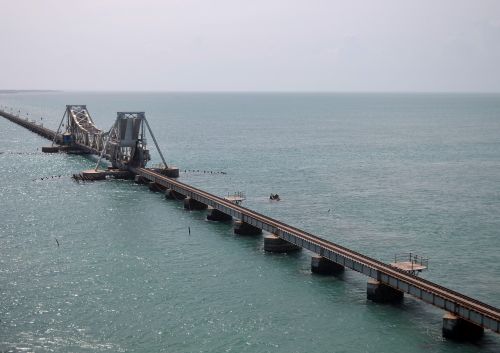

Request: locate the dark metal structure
(52, 106), (166, 170)
(1, 106), (499, 339)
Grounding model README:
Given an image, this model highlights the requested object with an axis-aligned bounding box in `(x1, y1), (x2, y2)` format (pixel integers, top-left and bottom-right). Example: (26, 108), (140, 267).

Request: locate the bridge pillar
(207, 207), (232, 222)
(367, 279), (403, 303)
(165, 188), (186, 200)
(311, 255), (344, 275)
(264, 234), (300, 253)
(148, 181), (165, 192)
(442, 312), (484, 341)
(233, 221), (262, 235)
(184, 197), (208, 210)
(42, 146), (60, 153)
(134, 175), (147, 184)
(81, 169), (107, 181)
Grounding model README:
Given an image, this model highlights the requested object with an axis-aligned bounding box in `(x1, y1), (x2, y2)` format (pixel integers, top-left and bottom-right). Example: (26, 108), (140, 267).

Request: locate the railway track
(137, 167), (500, 332)
(2, 108), (498, 336)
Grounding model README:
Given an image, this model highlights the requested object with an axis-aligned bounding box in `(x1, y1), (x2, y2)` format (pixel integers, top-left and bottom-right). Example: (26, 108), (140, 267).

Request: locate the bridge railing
(394, 252), (429, 268)
(134, 167), (500, 333)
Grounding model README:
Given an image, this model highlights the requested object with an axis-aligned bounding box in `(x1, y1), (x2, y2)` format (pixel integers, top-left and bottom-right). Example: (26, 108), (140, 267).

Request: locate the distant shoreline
(1, 90), (499, 95)
(0, 90), (61, 94)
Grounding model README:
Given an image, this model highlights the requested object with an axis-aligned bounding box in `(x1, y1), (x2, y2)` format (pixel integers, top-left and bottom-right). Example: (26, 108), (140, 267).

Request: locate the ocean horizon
(1, 91), (499, 352)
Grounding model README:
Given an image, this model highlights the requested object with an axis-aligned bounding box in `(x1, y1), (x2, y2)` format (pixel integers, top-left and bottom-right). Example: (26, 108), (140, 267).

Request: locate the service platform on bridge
(389, 261), (427, 272)
(224, 192), (246, 205)
(389, 253), (428, 274)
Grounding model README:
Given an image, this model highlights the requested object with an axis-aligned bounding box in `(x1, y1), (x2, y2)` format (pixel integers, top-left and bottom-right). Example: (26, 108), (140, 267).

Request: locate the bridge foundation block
(165, 188), (186, 200)
(207, 207), (232, 222)
(42, 146), (60, 153)
(311, 255), (344, 275)
(81, 169), (107, 181)
(184, 197), (208, 210)
(134, 175), (147, 184)
(442, 312), (484, 341)
(104, 169), (134, 179)
(234, 220), (262, 235)
(264, 234), (300, 253)
(148, 181), (165, 192)
(367, 279), (404, 303)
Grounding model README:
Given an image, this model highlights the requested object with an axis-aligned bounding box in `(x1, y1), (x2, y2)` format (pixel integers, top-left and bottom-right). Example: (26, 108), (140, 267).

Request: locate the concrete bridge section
(136, 167), (500, 338)
(0, 110), (60, 142)
(2, 108), (499, 341)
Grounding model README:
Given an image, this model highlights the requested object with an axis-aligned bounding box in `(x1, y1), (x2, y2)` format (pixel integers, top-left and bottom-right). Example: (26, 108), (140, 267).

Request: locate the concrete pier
(207, 207), (232, 222)
(42, 145), (80, 153)
(103, 169), (133, 179)
(75, 169), (132, 181)
(311, 255), (344, 275)
(264, 234), (300, 252)
(233, 220), (262, 235)
(134, 175), (147, 184)
(442, 312), (484, 341)
(165, 188), (186, 200)
(41, 146), (60, 153)
(148, 181), (165, 192)
(367, 279), (404, 303)
(184, 197), (208, 210)
(81, 169), (107, 181)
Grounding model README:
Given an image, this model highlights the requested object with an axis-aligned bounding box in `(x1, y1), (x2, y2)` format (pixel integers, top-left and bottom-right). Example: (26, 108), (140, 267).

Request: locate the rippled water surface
(1, 92), (499, 352)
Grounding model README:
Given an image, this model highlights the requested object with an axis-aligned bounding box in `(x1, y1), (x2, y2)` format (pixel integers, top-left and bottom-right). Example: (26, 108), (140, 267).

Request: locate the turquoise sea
(0, 92), (499, 352)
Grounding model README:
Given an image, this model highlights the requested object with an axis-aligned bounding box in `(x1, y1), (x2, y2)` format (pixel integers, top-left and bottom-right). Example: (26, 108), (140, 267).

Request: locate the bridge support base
(311, 255), (344, 275)
(165, 188), (186, 200)
(442, 313), (484, 341)
(234, 221), (262, 235)
(154, 167), (180, 178)
(148, 181), (165, 192)
(105, 169), (133, 179)
(207, 207), (232, 222)
(184, 197), (208, 210)
(134, 175), (147, 184)
(42, 145), (80, 153)
(42, 146), (60, 153)
(367, 279), (403, 303)
(81, 169), (107, 181)
(264, 234), (300, 252)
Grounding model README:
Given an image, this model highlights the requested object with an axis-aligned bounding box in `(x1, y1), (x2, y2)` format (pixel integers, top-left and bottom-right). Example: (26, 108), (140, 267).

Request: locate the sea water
(0, 92), (499, 352)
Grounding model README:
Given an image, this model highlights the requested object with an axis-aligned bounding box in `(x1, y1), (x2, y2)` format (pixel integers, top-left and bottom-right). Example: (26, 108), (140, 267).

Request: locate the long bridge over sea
(1, 105), (499, 342)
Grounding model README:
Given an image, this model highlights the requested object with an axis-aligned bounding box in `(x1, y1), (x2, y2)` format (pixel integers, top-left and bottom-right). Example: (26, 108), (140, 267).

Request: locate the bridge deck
(1, 110), (60, 142)
(134, 167), (500, 334)
(1, 108), (499, 334)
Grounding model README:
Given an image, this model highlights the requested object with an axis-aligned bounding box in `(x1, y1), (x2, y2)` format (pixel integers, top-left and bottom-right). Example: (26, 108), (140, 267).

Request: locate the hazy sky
(1, 0), (500, 92)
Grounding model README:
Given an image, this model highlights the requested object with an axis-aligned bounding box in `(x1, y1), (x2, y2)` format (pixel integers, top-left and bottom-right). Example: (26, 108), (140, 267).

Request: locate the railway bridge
(1, 105), (499, 342)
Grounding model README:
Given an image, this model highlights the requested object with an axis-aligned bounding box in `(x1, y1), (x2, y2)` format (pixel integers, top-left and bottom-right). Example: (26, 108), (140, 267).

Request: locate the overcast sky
(1, 0), (500, 92)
